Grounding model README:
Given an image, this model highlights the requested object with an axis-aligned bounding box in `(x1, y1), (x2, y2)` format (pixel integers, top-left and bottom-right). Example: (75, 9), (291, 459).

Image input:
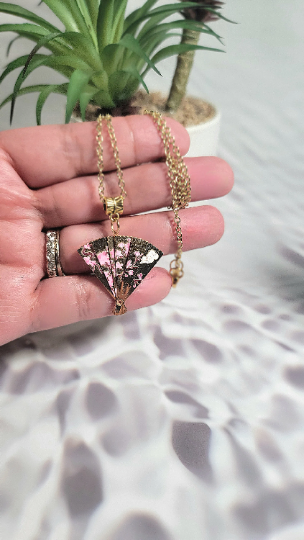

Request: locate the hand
(0, 116), (233, 346)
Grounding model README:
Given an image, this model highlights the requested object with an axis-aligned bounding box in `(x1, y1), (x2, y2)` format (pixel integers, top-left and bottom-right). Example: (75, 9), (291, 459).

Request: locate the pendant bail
(104, 196), (124, 216)
(110, 213), (120, 235)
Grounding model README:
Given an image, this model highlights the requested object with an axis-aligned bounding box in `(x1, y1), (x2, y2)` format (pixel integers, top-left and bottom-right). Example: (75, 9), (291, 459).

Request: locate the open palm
(0, 116), (233, 346)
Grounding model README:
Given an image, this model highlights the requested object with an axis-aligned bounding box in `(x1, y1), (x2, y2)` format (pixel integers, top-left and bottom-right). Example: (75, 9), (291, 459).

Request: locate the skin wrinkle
(61, 123), (84, 181)
(0, 195), (38, 221)
(167, 211), (180, 254)
(73, 275), (113, 320)
(46, 184), (63, 226)
(73, 123), (96, 177)
(0, 271), (32, 340)
(0, 132), (37, 188)
(31, 279), (49, 334)
(32, 190), (48, 225)
(0, 223), (36, 267)
(80, 121), (100, 175)
(0, 179), (31, 208)
(73, 277), (96, 321)
(0, 146), (16, 175)
(28, 286), (41, 334)
(125, 116), (139, 168)
(34, 180), (85, 227)
(30, 282), (46, 334)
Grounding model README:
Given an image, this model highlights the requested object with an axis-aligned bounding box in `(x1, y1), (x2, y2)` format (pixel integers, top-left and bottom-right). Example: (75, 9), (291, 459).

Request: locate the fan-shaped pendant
(78, 236), (163, 315)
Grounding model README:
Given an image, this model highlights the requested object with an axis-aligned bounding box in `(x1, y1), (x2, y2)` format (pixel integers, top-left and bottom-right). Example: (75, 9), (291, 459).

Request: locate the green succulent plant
(0, 0), (228, 125)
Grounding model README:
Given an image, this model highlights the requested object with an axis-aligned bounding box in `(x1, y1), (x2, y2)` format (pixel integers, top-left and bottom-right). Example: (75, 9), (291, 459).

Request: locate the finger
(32, 268), (171, 333)
(36, 157), (234, 228)
(0, 116), (189, 189)
(56, 205), (224, 275)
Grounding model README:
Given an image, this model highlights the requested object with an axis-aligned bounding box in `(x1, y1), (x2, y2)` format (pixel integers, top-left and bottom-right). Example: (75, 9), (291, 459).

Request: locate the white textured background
(1, 1), (304, 539)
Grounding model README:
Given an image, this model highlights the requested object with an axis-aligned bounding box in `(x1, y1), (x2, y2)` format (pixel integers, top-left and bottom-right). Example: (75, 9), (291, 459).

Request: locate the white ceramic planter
(186, 107), (221, 158)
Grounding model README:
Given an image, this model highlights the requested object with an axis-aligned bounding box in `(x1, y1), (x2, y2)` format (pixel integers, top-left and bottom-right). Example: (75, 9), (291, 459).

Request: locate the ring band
(46, 230), (66, 278)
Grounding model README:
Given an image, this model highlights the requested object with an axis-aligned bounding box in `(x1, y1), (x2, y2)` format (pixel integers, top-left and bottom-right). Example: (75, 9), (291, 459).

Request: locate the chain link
(96, 111), (191, 285)
(143, 110), (191, 285)
(96, 114), (127, 203)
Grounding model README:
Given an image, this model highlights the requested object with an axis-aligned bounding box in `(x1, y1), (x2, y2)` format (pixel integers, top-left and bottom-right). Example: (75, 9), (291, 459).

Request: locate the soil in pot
(73, 90), (216, 128)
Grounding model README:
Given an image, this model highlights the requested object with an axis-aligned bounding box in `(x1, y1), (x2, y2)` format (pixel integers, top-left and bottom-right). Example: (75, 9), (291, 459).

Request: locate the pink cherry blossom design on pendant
(78, 236), (163, 316)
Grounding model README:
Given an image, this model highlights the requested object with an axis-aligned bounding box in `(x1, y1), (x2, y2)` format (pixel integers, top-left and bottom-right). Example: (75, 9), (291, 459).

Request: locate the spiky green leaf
(101, 44), (124, 76)
(108, 71), (135, 103)
(141, 22), (223, 62)
(201, 7), (236, 24)
(14, 29), (103, 71)
(150, 42), (224, 67)
(113, 67), (149, 96)
(6, 35), (21, 57)
(139, 20), (222, 47)
(79, 88), (100, 121)
(0, 54), (46, 85)
(84, 0), (99, 29)
(74, 0), (94, 28)
(0, 83), (68, 112)
(65, 69), (93, 123)
(36, 83), (67, 125)
(125, 67), (149, 95)
(73, 0), (98, 47)
(1, 52), (93, 92)
(41, 0), (92, 37)
(90, 70), (108, 92)
(124, 0), (158, 34)
(89, 89), (115, 109)
(0, 23), (69, 56)
(112, 0), (128, 43)
(10, 31), (65, 123)
(141, 32), (186, 59)
(61, 32), (103, 71)
(97, 0), (114, 52)
(41, 54), (92, 74)
(0, 22), (46, 40)
(0, 2), (60, 32)
(203, 23), (224, 42)
(119, 34), (162, 76)
(125, 2), (209, 36)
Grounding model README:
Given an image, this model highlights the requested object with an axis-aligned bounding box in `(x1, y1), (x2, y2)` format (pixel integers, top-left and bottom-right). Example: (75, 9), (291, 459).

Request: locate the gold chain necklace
(78, 111), (191, 316)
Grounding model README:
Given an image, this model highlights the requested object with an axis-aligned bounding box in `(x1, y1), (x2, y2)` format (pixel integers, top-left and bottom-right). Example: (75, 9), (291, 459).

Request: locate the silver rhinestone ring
(46, 230), (65, 278)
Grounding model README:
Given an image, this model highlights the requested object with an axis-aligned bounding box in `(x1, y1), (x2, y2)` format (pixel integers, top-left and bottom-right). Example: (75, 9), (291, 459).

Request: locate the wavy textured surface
(1, 1), (304, 539)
